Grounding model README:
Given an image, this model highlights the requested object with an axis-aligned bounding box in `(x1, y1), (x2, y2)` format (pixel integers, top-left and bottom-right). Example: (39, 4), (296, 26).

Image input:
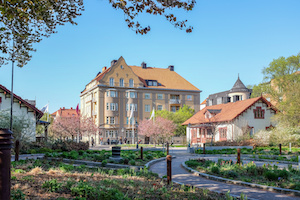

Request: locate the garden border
(181, 161), (300, 197)
(144, 156), (176, 168)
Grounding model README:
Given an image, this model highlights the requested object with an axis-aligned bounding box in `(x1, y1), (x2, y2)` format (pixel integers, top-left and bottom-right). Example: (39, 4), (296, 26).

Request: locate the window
(187, 95), (192, 101)
(253, 107), (265, 119)
(119, 78), (124, 87)
(153, 81), (157, 86)
(157, 105), (163, 110)
(106, 103), (109, 110)
(106, 117), (109, 124)
(126, 117), (136, 125)
(110, 117), (115, 124)
(157, 94), (163, 99)
(126, 104), (137, 111)
(171, 106), (179, 112)
(148, 81), (153, 86)
(145, 104), (150, 112)
(109, 78), (114, 86)
(145, 93), (151, 99)
(217, 97), (222, 104)
(110, 91), (118, 97)
(219, 128), (227, 140)
(110, 103), (118, 111)
(129, 79), (134, 87)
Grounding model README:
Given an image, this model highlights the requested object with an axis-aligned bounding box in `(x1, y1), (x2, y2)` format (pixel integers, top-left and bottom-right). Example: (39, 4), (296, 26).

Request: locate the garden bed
(44, 149), (166, 166)
(185, 158), (300, 191)
(195, 146), (300, 156)
(11, 159), (231, 200)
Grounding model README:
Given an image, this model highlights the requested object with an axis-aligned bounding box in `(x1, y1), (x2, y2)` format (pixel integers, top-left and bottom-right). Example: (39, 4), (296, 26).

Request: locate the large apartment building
(80, 56), (201, 144)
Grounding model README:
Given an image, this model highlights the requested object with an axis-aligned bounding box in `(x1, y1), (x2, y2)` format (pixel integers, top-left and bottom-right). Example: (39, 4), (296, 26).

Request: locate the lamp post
(188, 123), (191, 147)
(121, 128), (124, 145)
(10, 38), (15, 131)
(136, 124), (139, 149)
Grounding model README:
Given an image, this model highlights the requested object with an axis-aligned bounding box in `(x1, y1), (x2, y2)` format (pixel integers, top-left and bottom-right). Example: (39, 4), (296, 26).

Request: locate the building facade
(183, 96), (277, 145)
(0, 84), (43, 141)
(80, 56), (201, 144)
(206, 76), (252, 107)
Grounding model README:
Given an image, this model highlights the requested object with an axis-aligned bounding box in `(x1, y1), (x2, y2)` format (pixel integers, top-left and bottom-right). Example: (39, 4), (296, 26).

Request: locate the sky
(1, 0), (300, 114)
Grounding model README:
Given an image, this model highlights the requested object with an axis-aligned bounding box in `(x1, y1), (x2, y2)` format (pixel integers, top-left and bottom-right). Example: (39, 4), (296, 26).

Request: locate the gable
(100, 57), (144, 87)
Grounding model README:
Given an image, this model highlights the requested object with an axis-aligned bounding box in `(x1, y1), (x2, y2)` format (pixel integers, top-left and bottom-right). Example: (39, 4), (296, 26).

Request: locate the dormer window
(146, 80), (158, 86)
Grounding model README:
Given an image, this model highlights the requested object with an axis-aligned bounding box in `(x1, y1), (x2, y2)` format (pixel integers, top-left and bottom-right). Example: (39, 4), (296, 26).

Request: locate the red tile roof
(51, 107), (80, 118)
(0, 84), (43, 119)
(182, 96), (277, 125)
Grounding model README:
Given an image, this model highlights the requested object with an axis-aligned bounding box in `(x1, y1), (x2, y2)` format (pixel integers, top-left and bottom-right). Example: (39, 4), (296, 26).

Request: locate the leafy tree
(0, 109), (35, 142)
(0, 0), (194, 67)
(156, 104), (194, 136)
(252, 53), (300, 126)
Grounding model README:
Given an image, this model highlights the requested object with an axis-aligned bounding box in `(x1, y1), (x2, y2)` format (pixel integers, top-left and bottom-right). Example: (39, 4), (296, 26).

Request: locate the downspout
(231, 123), (234, 141)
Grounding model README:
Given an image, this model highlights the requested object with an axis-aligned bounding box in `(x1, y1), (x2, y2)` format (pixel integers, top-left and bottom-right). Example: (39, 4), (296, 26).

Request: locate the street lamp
(136, 124), (139, 149)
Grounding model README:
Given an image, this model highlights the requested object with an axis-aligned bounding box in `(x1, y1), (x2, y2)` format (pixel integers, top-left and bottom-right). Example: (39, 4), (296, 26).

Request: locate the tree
(156, 104), (194, 136)
(138, 116), (176, 145)
(49, 115), (98, 141)
(252, 53), (300, 126)
(0, 109), (35, 142)
(0, 0), (194, 67)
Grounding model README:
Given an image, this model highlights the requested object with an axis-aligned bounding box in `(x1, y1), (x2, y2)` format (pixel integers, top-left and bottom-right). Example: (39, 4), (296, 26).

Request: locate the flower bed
(195, 146), (300, 156)
(45, 150), (166, 166)
(185, 158), (300, 191)
(11, 159), (230, 200)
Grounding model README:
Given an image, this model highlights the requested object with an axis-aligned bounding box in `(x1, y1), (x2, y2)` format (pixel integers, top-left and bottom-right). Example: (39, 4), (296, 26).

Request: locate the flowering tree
(138, 116), (176, 145)
(50, 116), (98, 142)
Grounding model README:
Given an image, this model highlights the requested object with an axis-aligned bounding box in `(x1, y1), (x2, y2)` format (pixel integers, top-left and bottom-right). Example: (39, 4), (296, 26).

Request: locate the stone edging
(243, 157), (298, 165)
(181, 161), (300, 197)
(44, 157), (143, 170)
(144, 156), (176, 168)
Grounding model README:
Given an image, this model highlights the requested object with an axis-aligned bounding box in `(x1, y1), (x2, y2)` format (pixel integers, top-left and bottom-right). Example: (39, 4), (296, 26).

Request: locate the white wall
(0, 93), (37, 141)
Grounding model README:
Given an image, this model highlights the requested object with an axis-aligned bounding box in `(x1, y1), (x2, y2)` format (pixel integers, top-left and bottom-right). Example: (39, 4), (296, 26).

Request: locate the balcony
(169, 99), (181, 104)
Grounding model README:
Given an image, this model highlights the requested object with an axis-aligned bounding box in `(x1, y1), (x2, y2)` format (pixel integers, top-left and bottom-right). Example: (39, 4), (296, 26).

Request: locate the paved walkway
(149, 152), (300, 200)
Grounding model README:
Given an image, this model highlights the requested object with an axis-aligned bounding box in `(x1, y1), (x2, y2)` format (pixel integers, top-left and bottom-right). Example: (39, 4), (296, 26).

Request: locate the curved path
(149, 153), (300, 200)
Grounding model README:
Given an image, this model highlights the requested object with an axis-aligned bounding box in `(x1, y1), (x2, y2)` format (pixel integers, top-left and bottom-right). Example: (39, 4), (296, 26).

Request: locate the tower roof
(230, 76), (249, 92)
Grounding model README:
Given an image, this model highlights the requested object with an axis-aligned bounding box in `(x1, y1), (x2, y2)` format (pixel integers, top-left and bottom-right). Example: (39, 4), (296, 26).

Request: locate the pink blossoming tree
(138, 116), (176, 145)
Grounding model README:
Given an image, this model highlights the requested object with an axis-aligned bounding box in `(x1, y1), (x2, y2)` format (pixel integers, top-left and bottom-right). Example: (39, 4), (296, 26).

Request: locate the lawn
(44, 150), (166, 166)
(185, 158), (300, 191)
(11, 159), (231, 200)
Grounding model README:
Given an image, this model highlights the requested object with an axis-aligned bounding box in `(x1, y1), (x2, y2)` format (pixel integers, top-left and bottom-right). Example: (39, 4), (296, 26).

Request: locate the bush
(42, 179), (62, 192)
(264, 171), (279, 181)
(11, 189), (25, 200)
(101, 160), (107, 167)
(186, 160), (200, 168)
(123, 158), (129, 165)
(129, 160), (136, 165)
(52, 140), (89, 152)
(278, 169), (289, 179)
(211, 166), (220, 174)
(224, 170), (238, 178)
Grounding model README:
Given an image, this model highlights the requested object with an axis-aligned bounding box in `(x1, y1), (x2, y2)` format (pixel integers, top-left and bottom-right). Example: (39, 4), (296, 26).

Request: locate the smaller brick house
(183, 96), (277, 145)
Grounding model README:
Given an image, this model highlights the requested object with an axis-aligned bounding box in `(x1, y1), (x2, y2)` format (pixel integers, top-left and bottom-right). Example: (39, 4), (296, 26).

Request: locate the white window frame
(129, 79), (134, 87)
(145, 104), (150, 112)
(187, 95), (192, 101)
(157, 94), (163, 99)
(109, 78), (114, 86)
(145, 93), (151, 99)
(119, 78), (124, 87)
(157, 105), (163, 110)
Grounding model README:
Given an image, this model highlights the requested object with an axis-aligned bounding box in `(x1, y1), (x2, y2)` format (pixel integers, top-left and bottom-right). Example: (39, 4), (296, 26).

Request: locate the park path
(149, 151), (300, 200)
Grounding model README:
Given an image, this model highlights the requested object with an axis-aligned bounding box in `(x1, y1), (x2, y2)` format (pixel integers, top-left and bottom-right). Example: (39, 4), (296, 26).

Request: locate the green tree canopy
(252, 53), (300, 126)
(156, 104), (194, 136)
(0, 0), (194, 67)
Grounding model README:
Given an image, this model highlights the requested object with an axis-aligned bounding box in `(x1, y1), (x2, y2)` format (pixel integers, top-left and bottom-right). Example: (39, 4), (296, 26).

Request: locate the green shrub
(129, 160), (136, 165)
(123, 158), (129, 165)
(278, 169), (289, 179)
(59, 163), (74, 172)
(11, 189), (25, 200)
(101, 160), (108, 167)
(42, 179), (62, 192)
(186, 160), (200, 168)
(211, 166), (220, 174)
(264, 171), (279, 181)
(224, 170), (238, 178)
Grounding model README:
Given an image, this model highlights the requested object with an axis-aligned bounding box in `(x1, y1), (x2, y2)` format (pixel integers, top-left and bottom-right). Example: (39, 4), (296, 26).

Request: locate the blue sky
(1, 0), (300, 113)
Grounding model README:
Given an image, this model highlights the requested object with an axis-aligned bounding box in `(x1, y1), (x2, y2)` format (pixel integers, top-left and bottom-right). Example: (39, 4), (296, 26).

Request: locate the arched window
(129, 79), (134, 87)
(109, 78), (114, 86)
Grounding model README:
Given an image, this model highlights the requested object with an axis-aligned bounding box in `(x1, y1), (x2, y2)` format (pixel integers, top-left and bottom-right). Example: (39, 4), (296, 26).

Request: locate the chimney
(71, 107), (73, 109)
(168, 65), (174, 71)
(111, 60), (117, 67)
(102, 66), (107, 72)
(141, 62), (147, 69)
(63, 107), (65, 109)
